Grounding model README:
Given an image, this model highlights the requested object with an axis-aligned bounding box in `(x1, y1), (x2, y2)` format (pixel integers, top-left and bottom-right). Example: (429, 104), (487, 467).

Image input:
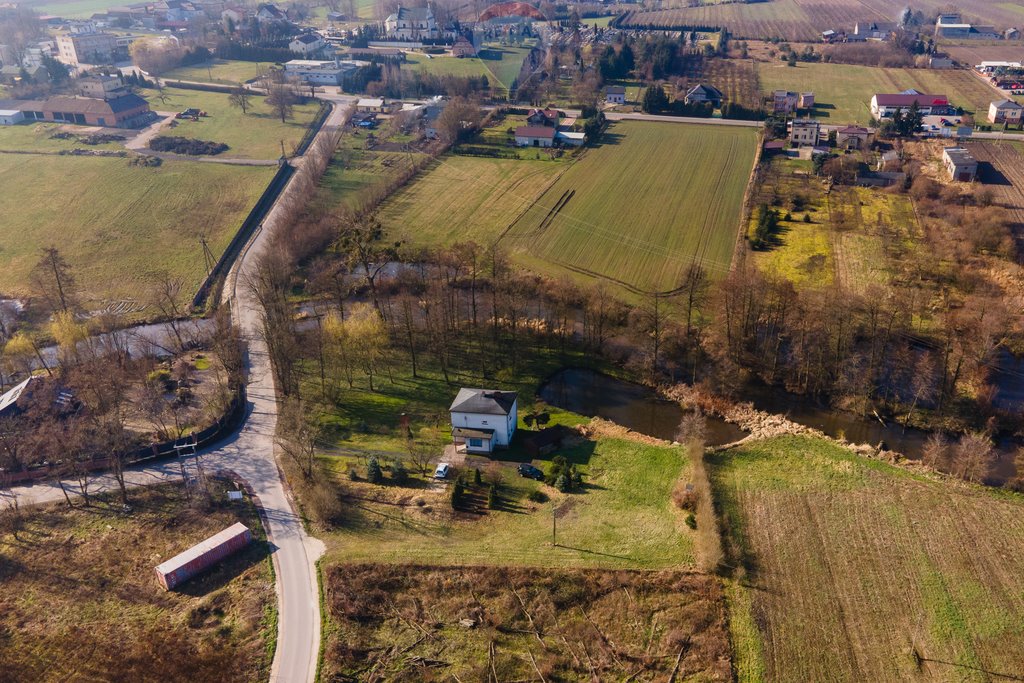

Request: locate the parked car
(434, 463), (451, 479)
(518, 463), (544, 480)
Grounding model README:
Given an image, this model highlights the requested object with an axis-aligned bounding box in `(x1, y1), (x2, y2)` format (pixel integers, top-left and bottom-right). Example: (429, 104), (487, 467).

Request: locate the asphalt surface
(6, 97), (352, 683)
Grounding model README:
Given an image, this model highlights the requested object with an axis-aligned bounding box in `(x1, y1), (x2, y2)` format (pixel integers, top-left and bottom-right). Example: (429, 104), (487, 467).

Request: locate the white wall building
(449, 388), (518, 454)
(384, 6), (445, 40)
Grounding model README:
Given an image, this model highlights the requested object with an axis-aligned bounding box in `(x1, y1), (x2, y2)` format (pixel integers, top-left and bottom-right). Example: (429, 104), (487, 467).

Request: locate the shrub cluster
(150, 136), (230, 156)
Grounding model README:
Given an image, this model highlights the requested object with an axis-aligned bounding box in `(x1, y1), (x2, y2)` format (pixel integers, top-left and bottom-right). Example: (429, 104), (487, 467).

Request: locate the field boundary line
(731, 128), (765, 272)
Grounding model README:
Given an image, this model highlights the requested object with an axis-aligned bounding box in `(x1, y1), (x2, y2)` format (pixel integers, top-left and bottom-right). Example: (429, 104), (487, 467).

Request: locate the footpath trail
(6, 97), (351, 683)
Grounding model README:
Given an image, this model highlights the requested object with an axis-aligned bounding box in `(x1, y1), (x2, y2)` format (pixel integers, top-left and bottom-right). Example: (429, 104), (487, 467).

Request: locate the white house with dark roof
(289, 32), (325, 56)
(449, 388), (518, 454)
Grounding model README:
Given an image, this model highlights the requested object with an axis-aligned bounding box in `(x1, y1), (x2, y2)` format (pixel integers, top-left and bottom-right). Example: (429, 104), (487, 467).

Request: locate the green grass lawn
(318, 128), (430, 210)
(713, 435), (1024, 682)
(144, 87), (320, 158)
(403, 43), (534, 93)
(0, 121), (126, 152)
(0, 153), (273, 307)
(504, 121), (758, 292)
(757, 61), (1008, 124)
(30, 0), (128, 18)
(378, 155), (565, 247)
(162, 60), (270, 86)
(322, 434), (694, 569)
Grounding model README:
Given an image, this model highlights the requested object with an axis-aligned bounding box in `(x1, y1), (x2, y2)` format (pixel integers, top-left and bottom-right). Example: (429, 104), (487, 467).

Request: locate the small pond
(539, 368), (748, 446)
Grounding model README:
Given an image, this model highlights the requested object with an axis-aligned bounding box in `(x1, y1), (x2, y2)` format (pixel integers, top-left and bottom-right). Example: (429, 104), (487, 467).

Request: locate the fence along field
(617, 0), (1024, 41)
(713, 436), (1024, 682)
(504, 121), (758, 294)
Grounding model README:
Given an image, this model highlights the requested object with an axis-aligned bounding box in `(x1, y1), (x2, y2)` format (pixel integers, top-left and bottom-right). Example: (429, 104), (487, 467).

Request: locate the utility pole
(551, 502), (557, 546)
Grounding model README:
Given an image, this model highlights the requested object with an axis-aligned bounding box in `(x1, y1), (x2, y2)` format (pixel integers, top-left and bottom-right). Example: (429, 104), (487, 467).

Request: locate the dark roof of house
(838, 125), (870, 134)
(873, 93), (948, 106)
(397, 5), (433, 21)
(449, 388), (518, 415)
(257, 3), (286, 18)
(686, 83), (723, 99)
(452, 426), (495, 439)
(294, 33), (321, 44)
(993, 99), (1023, 109)
(606, 85), (625, 94)
(515, 125), (555, 138)
(854, 21), (896, 34)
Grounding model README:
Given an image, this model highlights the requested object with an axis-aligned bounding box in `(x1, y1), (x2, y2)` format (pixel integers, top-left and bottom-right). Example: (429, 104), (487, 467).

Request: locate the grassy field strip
(379, 155), (566, 247)
(143, 87), (320, 159)
(505, 121), (757, 292)
(0, 153), (273, 306)
(715, 436), (1024, 682)
(162, 60), (268, 85)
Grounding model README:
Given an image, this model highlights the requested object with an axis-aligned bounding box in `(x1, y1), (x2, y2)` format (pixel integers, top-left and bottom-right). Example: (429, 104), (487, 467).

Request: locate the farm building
(11, 93), (153, 127)
(836, 125), (871, 150)
(606, 85), (625, 104)
(852, 21), (896, 41)
(556, 130), (585, 147)
(0, 108), (23, 125)
(154, 523), (253, 590)
(989, 99), (1023, 124)
(449, 388), (518, 454)
(515, 125), (555, 147)
(942, 147), (977, 182)
(684, 83), (723, 107)
(789, 119), (820, 146)
(283, 59), (358, 85)
(935, 14), (999, 40)
(356, 97), (386, 113)
(870, 93), (951, 119)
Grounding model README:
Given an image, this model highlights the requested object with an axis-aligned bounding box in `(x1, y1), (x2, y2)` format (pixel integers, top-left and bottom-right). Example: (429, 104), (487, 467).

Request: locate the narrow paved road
(6, 98), (351, 683)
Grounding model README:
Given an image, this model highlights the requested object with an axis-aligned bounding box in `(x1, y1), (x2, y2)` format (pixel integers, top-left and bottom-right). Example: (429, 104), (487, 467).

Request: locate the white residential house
(449, 388), (518, 454)
(289, 33), (325, 56)
(605, 85), (625, 104)
(788, 118), (820, 146)
(989, 99), (1023, 124)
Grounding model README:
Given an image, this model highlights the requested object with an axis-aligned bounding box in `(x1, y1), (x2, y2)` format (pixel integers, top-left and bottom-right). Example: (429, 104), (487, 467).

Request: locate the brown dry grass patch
(322, 564), (731, 681)
(0, 484), (274, 683)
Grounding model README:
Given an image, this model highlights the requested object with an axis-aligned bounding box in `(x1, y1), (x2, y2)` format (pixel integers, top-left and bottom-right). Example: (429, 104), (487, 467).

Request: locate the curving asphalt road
(6, 96), (352, 683)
